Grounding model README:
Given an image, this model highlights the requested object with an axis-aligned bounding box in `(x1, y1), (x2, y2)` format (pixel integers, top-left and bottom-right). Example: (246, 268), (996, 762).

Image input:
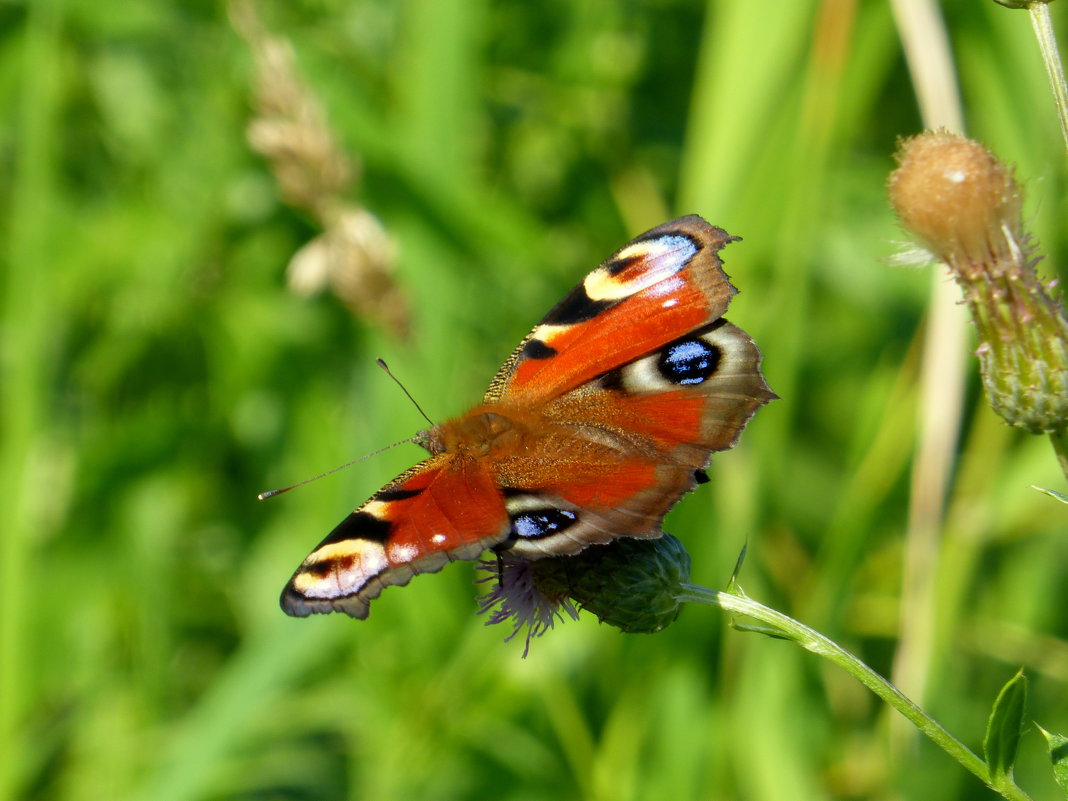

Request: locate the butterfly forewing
(281, 456), (510, 617)
(485, 216), (737, 404)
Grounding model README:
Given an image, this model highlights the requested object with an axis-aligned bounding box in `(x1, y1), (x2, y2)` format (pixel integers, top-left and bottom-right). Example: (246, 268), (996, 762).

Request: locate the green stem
(1028, 2), (1068, 156)
(1, 3), (61, 799)
(1050, 427), (1068, 484)
(675, 583), (1034, 801)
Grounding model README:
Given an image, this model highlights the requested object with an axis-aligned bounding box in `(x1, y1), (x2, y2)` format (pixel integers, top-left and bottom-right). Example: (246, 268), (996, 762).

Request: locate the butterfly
(281, 215), (776, 619)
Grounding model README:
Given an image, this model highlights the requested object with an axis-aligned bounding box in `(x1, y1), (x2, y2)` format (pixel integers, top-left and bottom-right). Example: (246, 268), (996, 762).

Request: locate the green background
(2, 0), (1066, 799)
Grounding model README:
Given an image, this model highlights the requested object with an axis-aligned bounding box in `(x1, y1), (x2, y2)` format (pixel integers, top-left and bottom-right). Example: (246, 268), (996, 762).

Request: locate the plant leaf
(729, 621), (792, 640)
(1037, 726), (1068, 797)
(1032, 485), (1068, 503)
(726, 540), (748, 594)
(983, 669), (1028, 784)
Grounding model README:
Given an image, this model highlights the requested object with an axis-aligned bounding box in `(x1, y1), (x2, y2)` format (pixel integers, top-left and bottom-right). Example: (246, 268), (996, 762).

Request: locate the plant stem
(1, 2), (60, 799)
(1050, 427), (1068, 484)
(1028, 2), (1068, 156)
(674, 583), (1035, 801)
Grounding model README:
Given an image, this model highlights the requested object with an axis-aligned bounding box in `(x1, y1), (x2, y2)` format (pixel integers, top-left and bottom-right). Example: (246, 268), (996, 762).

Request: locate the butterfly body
(281, 216), (776, 619)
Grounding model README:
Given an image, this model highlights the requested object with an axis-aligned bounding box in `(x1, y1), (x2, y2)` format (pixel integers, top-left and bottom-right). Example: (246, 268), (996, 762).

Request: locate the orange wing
(280, 455), (510, 618)
(486, 216), (738, 404)
(459, 216), (774, 560)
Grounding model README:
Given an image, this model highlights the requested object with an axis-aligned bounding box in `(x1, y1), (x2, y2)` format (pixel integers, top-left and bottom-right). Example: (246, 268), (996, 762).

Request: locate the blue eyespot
(511, 509), (579, 539)
(658, 339), (720, 385)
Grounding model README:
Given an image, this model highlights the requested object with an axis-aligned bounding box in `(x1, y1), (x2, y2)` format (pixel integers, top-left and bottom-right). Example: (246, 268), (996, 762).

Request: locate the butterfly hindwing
(578, 318), (777, 459)
(481, 320), (775, 559)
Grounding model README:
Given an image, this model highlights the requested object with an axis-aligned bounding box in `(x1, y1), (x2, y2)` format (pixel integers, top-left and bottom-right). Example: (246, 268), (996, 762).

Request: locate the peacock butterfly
(280, 215), (776, 619)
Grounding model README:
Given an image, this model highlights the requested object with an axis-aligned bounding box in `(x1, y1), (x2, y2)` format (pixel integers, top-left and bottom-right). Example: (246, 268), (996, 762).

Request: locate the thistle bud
(479, 534), (692, 655)
(532, 534), (692, 633)
(888, 131), (1068, 433)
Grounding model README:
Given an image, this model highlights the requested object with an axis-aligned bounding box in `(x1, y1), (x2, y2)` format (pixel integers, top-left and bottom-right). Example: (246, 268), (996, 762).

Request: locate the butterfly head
(413, 426), (445, 455)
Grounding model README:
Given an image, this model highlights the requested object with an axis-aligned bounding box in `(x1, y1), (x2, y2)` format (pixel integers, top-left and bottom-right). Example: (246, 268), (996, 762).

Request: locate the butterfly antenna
(376, 358), (434, 427)
(257, 437), (418, 500)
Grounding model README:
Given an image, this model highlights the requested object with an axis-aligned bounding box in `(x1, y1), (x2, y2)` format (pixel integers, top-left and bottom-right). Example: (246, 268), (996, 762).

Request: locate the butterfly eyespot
(657, 338), (721, 385)
(510, 508), (579, 539)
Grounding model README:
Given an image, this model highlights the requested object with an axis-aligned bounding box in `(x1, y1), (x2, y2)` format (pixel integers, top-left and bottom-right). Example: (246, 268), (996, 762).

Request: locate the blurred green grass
(2, 1), (1066, 799)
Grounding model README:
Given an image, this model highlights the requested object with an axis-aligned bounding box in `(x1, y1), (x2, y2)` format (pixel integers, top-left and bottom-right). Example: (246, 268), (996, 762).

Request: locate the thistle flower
(477, 557), (580, 658)
(478, 534), (692, 655)
(888, 131), (1068, 434)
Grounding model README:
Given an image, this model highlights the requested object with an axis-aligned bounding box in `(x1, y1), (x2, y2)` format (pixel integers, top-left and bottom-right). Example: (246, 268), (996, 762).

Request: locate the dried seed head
(287, 209), (408, 337)
(237, 11), (353, 218)
(231, 0), (409, 338)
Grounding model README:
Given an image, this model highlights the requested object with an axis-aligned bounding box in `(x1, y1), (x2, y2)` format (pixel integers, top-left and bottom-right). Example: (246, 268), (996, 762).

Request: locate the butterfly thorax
(415, 405), (537, 458)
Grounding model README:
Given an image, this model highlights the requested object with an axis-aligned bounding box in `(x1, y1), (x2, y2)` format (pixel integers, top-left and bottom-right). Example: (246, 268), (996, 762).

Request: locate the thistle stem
(1028, 2), (1068, 157)
(674, 584), (1034, 801)
(1050, 427), (1068, 484)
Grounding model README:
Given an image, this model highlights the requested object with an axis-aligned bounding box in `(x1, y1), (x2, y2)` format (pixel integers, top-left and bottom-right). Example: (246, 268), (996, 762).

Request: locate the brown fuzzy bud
(889, 131), (1068, 434)
(888, 131), (1024, 272)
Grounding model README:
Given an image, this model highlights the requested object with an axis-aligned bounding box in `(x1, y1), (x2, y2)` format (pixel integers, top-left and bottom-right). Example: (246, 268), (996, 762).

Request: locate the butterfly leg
(491, 537), (519, 586)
